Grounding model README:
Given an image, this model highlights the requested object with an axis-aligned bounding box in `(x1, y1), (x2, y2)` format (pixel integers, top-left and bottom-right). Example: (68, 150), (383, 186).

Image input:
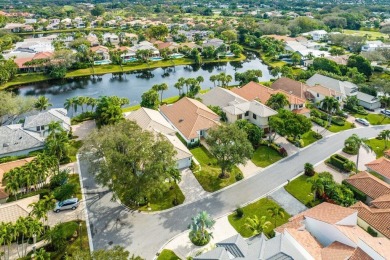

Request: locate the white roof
(223, 100), (278, 117)
(198, 87), (247, 108)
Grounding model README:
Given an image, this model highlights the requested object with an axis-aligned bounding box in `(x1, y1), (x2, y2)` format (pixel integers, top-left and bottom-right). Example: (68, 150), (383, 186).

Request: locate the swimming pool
(170, 53), (184, 59)
(94, 60), (112, 65)
(123, 57), (138, 62)
(149, 57), (163, 61)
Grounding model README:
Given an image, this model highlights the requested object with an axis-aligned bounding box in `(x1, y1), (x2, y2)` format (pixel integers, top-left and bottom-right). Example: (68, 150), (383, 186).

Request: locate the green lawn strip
(228, 198), (290, 238)
(327, 121), (354, 133)
(343, 29), (387, 39)
(251, 145), (283, 168)
(190, 146), (240, 192)
(301, 131), (318, 147)
(157, 249), (181, 260)
(365, 138), (389, 158)
(284, 174), (319, 206)
(68, 140), (83, 162)
(137, 182), (185, 211)
(356, 113), (390, 125)
(1, 55), (245, 89)
(68, 174), (82, 201)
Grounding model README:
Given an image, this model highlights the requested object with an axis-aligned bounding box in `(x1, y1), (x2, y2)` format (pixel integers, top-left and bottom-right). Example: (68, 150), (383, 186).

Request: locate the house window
(245, 111), (249, 117)
(36, 125), (45, 131)
(238, 114), (242, 120)
(253, 114), (257, 119)
(317, 93), (319, 98)
(190, 139), (195, 143)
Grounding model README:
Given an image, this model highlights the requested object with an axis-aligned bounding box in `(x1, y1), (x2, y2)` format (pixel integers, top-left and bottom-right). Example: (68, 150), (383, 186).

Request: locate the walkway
(238, 160), (261, 178)
(269, 188), (307, 216)
(81, 125), (390, 259)
(178, 169), (209, 204)
(273, 134), (299, 155)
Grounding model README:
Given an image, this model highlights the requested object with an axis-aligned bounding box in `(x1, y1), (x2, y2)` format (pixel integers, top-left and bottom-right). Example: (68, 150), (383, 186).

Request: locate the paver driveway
(80, 125), (390, 259)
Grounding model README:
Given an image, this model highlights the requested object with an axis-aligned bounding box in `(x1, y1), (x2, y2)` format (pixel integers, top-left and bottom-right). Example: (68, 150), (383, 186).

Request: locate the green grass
(301, 131), (318, 147)
(190, 146), (241, 192)
(356, 113), (390, 125)
(365, 138), (389, 158)
(343, 29), (387, 39)
(68, 140), (83, 162)
(137, 182), (185, 211)
(227, 198), (290, 238)
(157, 250), (181, 260)
(327, 121), (354, 133)
(251, 145), (283, 167)
(284, 174), (319, 206)
(1, 73), (50, 89)
(69, 174), (82, 200)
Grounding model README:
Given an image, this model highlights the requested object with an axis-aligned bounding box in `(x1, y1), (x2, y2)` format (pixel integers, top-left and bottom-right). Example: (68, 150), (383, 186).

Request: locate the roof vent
(179, 119), (184, 123)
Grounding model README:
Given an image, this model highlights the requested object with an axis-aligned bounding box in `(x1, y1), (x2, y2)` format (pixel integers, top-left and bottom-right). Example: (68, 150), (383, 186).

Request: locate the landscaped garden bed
(326, 154), (355, 172)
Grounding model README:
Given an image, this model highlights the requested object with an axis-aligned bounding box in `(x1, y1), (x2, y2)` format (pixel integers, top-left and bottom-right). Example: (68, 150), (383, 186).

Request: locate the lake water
(16, 52), (274, 109)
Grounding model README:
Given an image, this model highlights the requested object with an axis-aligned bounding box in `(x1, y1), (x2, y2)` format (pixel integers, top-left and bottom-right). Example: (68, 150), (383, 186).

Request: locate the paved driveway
(80, 125), (390, 259)
(269, 188), (307, 216)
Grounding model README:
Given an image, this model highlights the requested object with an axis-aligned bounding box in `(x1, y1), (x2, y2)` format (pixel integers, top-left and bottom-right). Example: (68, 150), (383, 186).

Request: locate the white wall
(177, 157), (191, 169)
(336, 212), (358, 226)
(283, 231), (315, 260)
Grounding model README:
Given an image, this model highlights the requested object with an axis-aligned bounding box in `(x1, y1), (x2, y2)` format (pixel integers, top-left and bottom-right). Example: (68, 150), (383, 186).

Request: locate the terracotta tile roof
(307, 84), (343, 98)
(371, 194), (390, 209)
(299, 202), (357, 224)
(91, 45), (109, 53)
(33, 52), (52, 60)
(292, 107), (311, 115)
(231, 81), (305, 105)
(0, 157), (35, 187)
(345, 171), (390, 200)
(275, 215), (304, 233)
(14, 57), (32, 68)
(335, 224), (373, 244)
(0, 188), (8, 200)
(365, 157), (390, 179)
(321, 241), (355, 260)
(271, 77), (311, 99)
(359, 236), (390, 258)
(285, 228), (322, 259)
(160, 97), (220, 140)
(265, 35), (295, 42)
(350, 201), (390, 239)
(349, 248), (373, 260)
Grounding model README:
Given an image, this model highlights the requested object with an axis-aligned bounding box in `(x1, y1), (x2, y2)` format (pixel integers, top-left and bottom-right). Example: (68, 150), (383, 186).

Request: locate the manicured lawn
(68, 140), (83, 162)
(138, 182), (185, 211)
(69, 174), (82, 200)
(191, 146), (241, 192)
(228, 198), (290, 238)
(357, 113), (390, 125)
(365, 138), (389, 158)
(251, 145), (283, 167)
(284, 174), (319, 206)
(328, 121), (354, 133)
(157, 250), (181, 260)
(1, 73), (50, 89)
(343, 29), (387, 39)
(301, 131), (318, 147)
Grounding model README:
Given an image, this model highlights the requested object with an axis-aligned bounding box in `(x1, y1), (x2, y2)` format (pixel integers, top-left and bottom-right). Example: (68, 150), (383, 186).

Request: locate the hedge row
(342, 180), (367, 202)
(329, 154), (350, 171)
(311, 116), (327, 127)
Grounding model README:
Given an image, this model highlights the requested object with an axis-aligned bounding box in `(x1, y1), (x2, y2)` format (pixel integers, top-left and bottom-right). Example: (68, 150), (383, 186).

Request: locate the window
(36, 125), (45, 131)
(245, 111), (249, 116)
(190, 139), (195, 143)
(238, 114), (242, 120)
(317, 93), (319, 97)
(253, 114), (257, 119)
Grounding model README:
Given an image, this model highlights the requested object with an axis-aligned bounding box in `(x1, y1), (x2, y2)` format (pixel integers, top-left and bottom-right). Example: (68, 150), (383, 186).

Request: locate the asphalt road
(79, 125), (390, 259)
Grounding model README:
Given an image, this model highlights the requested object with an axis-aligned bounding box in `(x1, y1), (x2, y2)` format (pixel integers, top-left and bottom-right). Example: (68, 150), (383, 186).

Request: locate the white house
(125, 108), (192, 169)
(304, 30), (328, 41)
(362, 41), (390, 52)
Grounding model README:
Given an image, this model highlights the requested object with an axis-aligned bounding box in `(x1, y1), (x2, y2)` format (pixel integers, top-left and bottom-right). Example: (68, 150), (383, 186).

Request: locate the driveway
(269, 188), (307, 216)
(178, 169), (209, 203)
(72, 120), (96, 140)
(80, 125), (390, 259)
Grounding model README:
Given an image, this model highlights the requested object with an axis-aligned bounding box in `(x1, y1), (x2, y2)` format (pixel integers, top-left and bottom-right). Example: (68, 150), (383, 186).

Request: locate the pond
(16, 52), (274, 109)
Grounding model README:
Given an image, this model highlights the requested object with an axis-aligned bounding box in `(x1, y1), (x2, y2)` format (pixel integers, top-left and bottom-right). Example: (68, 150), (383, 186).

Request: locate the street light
(79, 222), (82, 250)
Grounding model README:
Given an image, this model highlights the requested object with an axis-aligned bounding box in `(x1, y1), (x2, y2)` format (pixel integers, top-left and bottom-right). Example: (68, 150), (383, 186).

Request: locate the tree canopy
(82, 120), (178, 206)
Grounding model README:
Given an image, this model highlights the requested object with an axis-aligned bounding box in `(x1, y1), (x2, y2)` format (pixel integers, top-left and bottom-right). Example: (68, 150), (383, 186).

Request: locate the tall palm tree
(344, 134), (370, 170)
(267, 207), (285, 227)
(378, 130), (390, 148)
(244, 215), (271, 236)
(78, 96), (89, 113)
(34, 96), (52, 111)
(320, 96), (340, 125)
(307, 178), (324, 201)
(64, 98), (74, 116)
(152, 83), (168, 103)
(15, 217), (27, 258)
(266, 93), (290, 110)
(189, 211), (215, 242)
(209, 75), (218, 88)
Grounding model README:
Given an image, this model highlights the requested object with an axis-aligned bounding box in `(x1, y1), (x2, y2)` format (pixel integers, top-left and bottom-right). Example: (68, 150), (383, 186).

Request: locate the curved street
(79, 124), (390, 259)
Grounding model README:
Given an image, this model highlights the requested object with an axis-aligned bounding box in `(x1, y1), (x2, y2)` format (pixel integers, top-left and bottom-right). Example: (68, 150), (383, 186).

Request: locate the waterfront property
(125, 107), (192, 169)
(160, 97), (220, 145)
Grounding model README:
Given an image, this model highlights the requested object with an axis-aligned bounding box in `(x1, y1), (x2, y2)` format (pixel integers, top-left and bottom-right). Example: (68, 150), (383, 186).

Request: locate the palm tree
(267, 207), (285, 227)
(307, 178), (324, 201)
(378, 130), (390, 148)
(78, 96), (89, 113)
(34, 96), (52, 111)
(244, 215), (271, 236)
(344, 134), (370, 170)
(266, 93), (290, 110)
(188, 211), (215, 244)
(210, 75), (218, 88)
(35, 248), (50, 260)
(270, 67), (281, 79)
(64, 98), (74, 116)
(320, 96), (340, 125)
(152, 83), (168, 103)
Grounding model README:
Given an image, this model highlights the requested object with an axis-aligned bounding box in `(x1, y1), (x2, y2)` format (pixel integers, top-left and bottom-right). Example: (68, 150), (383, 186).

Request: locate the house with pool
(120, 41), (161, 63)
(91, 45), (111, 65)
(160, 97), (220, 145)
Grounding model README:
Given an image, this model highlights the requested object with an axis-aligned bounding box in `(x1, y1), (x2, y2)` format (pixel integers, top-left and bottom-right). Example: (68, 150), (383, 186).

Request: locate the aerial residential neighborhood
(0, 0), (390, 259)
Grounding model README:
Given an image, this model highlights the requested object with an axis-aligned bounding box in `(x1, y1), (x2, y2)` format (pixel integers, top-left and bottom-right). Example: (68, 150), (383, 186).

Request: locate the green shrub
(50, 171), (69, 189)
(367, 226), (378, 237)
(71, 111), (95, 125)
(342, 147), (358, 155)
(54, 183), (77, 201)
(329, 154), (351, 171)
(342, 180), (367, 201)
(331, 116), (345, 126)
(235, 172), (244, 181)
(311, 117), (327, 127)
(312, 132), (323, 140)
(235, 207), (244, 218)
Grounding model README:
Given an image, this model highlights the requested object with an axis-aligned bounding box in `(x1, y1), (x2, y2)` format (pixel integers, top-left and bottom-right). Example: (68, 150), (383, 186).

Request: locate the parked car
(380, 109), (390, 116)
(54, 198), (79, 213)
(355, 118), (370, 126)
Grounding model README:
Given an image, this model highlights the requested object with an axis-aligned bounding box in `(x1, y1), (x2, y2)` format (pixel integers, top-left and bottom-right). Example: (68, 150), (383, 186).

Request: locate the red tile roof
(372, 194), (390, 209)
(349, 248), (373, 260)
(321, 241), (355, 260)
(345, 171), (390, 200)
(271, 77), (311, 99)
(365, 157), (390, 179)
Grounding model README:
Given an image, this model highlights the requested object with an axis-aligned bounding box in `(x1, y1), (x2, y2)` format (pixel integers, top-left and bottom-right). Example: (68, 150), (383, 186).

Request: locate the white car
(54, 198), (79, 213)
(355, 118), (370, 126)
(380, 109), (390, 116)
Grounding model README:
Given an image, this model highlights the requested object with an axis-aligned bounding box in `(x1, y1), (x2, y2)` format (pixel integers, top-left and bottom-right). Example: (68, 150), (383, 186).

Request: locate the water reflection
(17, 53), (274, 108)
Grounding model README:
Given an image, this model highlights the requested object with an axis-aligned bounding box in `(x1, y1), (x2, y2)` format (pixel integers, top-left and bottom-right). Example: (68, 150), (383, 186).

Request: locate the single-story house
(196, 202), (390, 260)
(231, 81), (309, 115)
(345, 171), (390, 204)
(353, 92), (381, 111)
(303, 30), (328, 41)
(125, 107), (192, 169)
(154, 41), (180, 52)
(365, 157), (390, 184)
(0, 195), (39, 221)
(91, 45), (111, 64)
(160, 97), (220, 145)
(306, 73), (358, 98)
(202, 38), (225, 49)
(223, 100), (277, 130)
